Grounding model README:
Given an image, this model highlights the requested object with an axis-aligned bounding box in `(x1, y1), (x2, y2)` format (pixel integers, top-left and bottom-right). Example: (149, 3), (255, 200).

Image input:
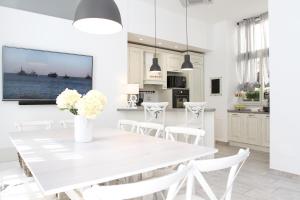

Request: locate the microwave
(167, 76), (186, 88)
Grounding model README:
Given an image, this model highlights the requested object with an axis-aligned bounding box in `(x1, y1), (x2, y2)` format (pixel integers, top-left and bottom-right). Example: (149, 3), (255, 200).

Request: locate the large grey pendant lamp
(181, 0), (194, 70)
(150, 0), (161, 72)
(73, 0), (122, 34)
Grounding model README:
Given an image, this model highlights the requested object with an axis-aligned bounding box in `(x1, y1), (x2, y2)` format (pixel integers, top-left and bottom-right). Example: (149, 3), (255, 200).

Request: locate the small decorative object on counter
(125, 84), (139, 109)
(56, 88), (107, 143)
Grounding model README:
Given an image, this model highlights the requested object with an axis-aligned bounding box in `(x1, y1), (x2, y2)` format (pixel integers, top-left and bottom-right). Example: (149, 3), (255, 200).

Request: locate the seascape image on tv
(2, 46), (93, 100)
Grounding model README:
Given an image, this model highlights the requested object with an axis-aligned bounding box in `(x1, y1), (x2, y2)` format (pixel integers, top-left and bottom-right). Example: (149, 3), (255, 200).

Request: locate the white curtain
(236, 13), (269, 86)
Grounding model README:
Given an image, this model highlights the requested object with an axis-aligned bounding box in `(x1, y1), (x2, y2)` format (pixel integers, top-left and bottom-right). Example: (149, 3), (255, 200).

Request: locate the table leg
(56, 192), (71, 200)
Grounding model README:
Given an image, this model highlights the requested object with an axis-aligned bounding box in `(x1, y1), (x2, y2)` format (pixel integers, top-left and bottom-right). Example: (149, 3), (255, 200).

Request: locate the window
(236, 13), (269, 104)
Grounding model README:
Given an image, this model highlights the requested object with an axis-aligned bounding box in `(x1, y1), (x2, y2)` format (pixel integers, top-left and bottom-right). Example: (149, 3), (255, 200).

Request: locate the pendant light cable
(154, 0), (157, 58)
(186, 0), (189, 54)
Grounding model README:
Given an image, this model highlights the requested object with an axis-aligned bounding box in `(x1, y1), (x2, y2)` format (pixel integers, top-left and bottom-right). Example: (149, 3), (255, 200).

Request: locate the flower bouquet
(56, 89), (107, 143)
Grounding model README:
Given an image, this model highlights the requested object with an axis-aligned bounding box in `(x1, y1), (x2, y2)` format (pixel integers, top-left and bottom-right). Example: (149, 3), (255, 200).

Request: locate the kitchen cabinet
(228, 113), (246, 143)
(245, 114), (262, 145)
(186, 54), (204, 101)
(165, 53), (182, 72)
(128, 46), (144, 88)
(127, 44), (204, 93)
(228, 112), (270, 151)
(261, 114), (270, 147)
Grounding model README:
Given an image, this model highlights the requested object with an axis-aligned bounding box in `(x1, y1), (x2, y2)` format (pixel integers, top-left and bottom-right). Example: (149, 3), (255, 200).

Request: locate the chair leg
(17, 152), (23, 168)
(23, 164), (32, 177)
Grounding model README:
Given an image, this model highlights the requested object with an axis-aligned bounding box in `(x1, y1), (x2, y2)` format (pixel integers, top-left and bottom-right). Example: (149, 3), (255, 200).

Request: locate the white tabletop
(9, 128), (217, 195)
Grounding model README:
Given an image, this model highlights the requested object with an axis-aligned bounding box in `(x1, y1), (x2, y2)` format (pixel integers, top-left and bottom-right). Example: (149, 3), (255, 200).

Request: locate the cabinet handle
(231, 114), (239, 116)
(266, 115), (270, 118)
(248, 114), (255, 117)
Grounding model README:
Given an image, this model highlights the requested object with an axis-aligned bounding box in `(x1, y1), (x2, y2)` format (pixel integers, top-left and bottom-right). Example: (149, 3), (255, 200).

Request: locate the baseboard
(0, 148), (17, 162)
(229, 141), (269, 152)
(215, 141), (230, 145)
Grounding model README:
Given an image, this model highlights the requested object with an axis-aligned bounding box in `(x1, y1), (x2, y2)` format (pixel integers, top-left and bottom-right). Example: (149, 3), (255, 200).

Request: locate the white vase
(74, 115), (93, 143)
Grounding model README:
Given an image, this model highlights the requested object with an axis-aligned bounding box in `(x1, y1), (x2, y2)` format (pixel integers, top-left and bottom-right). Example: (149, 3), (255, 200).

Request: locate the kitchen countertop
(117, 107), (216, 112)
(228, 109), (269, 115)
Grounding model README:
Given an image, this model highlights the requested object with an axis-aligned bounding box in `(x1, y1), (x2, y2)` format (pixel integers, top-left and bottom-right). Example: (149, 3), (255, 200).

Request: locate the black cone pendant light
(150, 0), (161, 72)
(74, 0), (122, 35)
(181, 0), (194, 70)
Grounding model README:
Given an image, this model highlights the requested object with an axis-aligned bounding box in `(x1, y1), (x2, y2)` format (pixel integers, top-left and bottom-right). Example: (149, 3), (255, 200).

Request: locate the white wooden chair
(178, 148), (250, 200)
(66, 164), (191, 200)
(15, 120), (54, 132)
(118, 120), (138, 133)
(184, 102), (207, 129)
(165, 126), (205, 145)
(137, 122), (164, 138)
(142, 102), (168, 126)
(60, 119), (74, 128)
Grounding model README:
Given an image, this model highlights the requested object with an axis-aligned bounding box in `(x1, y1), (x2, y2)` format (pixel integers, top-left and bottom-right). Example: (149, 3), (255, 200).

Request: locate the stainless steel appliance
(160, 89), (189, 108)
(167, 76), (187, 88)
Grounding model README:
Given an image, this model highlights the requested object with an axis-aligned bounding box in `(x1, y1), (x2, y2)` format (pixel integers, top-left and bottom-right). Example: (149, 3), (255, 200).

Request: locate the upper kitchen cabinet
(185, 53), (204, 101)
(128, 46), (144, 89)
(165, 53), (183, 72)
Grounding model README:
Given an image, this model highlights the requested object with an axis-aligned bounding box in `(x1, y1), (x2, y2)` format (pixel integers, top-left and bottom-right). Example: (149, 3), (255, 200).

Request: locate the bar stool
(184, 102), (207, 129)
(141, 102), (168, 127)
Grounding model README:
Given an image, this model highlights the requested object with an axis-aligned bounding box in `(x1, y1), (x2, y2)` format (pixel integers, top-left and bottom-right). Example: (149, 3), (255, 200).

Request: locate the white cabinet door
(245, 114), (262, 145)
(128, 47), (144, 88)
(261, 115), (270, 147)
(187, 65), (204, 101)
(228, 113), (246, 143)
(190, 53), (204, 66)
(166, 54), (182, 72)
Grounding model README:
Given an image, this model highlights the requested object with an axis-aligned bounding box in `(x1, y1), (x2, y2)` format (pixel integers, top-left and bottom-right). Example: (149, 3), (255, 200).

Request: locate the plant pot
(74, 115), (93, 143)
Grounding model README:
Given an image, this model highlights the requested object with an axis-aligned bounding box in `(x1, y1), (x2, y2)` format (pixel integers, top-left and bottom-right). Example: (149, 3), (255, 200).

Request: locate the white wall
(269, 0), (300, 175)
(0, 0), (212, 161)
(205, 20), (236, 142)
(127, 0), (211, 50)
(0, 3), (128, 154)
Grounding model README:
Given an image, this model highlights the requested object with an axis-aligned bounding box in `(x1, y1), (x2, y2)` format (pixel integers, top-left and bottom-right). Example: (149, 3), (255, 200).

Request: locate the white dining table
(9, 128), (217, 195)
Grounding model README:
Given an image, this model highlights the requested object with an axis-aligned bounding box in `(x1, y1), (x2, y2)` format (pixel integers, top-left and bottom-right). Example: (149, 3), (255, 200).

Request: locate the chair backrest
(137, 122), (164, 138)
(118, 120), (138, 133)
(60, 119), (74, 129)
(184, 102), (207, 129)
(165, 126), (205, 145)
(14, 120), (54, 132)
(80, 165), (190, 200)
(190, 149), (250, 200)
(142, 102), (168, 126)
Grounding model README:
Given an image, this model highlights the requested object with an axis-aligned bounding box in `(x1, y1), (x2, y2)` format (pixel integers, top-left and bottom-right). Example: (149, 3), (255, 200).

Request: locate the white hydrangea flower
(75, 90), (107, 119)
(56, 88), (82, 111)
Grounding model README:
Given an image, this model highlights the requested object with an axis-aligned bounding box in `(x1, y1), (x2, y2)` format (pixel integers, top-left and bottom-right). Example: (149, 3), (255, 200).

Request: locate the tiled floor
(202, 143), (300, 200)
(1, 143), (300, 200)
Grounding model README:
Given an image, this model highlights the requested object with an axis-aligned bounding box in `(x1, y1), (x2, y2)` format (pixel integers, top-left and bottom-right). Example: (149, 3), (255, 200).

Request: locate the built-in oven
(167, 76), (187, 88)
(172, 89), (189, 108)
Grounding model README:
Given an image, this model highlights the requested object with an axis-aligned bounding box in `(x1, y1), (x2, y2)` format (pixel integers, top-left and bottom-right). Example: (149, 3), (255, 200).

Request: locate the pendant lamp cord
(186, 0), (189, 54)
(154, 0), (157, 58)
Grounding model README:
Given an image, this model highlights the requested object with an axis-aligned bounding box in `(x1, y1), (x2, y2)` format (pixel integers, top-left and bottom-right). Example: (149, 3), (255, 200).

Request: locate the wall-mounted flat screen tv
(2, 46), (93, 101)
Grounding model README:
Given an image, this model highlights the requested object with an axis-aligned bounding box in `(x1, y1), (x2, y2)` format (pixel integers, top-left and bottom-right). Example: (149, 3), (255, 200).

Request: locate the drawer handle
(248, 114), (255, 117)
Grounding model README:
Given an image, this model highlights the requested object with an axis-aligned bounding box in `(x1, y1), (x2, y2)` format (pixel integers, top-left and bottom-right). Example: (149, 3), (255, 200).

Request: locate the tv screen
(2, 46), (93, 101)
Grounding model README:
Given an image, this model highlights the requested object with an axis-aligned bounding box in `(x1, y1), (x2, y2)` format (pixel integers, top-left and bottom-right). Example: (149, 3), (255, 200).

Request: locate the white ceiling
(0, 0), (268, 24)
(142, 0), (268, 23)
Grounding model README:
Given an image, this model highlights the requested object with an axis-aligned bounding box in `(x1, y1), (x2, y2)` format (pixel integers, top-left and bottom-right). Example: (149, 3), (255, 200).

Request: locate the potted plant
(56, 88), (107, 143)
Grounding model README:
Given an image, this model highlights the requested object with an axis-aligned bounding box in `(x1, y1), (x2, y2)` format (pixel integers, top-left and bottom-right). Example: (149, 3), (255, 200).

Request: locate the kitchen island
(117, 107), (216, 148)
